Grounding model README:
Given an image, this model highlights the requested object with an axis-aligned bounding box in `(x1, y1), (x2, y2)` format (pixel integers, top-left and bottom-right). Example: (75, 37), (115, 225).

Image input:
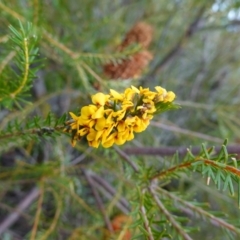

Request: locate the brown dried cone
(118, 22), (153, 51)
(103, 50), (153, 79)
(103, 21), (153, 80)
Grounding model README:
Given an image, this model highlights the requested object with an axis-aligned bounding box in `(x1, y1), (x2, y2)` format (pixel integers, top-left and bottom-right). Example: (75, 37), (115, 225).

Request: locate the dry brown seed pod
(118, 22), (153, 51)
(103, 50), (153, 80)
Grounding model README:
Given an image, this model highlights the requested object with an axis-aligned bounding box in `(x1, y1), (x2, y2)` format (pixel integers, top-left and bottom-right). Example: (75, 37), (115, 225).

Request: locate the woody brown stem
(124, 145), (240, 157)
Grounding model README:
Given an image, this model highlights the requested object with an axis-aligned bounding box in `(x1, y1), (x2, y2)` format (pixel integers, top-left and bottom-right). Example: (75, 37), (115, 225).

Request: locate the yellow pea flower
(110, 89), (124, 101)
(95, 117), (106, 131)
(101, 125), (115, 144)
(106, 109), (126, 122)
(87, 129), (97, 141)
(122, 100), (134, 110)
(65, 85), (177, 148)
(92, 106), (105, 119)
(138, 86), (156, 100)
(155, 86), (167, 96)
(138, 99), (156, 117)
(130, 85), (140, 93)
(78, 127), (90, 136)
(124, 88), (136, 101)
(114, 132), (127, 145)
(133, 116), (149, 133)
(164, 91), (176, 102)
(126, 127), (134, 141)
(81, 105), (97, 119)
(68, 112), (80, 130)
(117, 120), (126, 132)
(69, 112), (79, 121)
(102, 134), (116, 148)
(89, 139), (101, 148)
(92, 92), (109, 106)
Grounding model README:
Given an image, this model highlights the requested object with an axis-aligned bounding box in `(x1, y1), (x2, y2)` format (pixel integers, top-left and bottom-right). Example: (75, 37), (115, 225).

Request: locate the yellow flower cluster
(66, 86), (175, 148)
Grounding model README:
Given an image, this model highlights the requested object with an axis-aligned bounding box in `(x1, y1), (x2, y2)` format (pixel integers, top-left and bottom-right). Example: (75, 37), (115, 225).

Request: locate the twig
(42, 31), (79, 59)
(49, 179), (96, 215)
(0, 126), (65, 141)
(70, 147), (92, 165)
(30, 184), (44, 240)
(91, 173), (130, 210)
(0, 2), (24, 21)
(114, 146), (139, 173)
(149, 185), (193, 240)
(0, 89), (80, 129)
(124, 145), (240, 157)
(90, 172), (130, 214)
(151, 157), (240, 180)
(0, 51), (16, 75)
(10, 36), (29, 98)
(39, 188), (62, 240)
(33, 0), (40, 25)
(91, 179), (130, 215)
(0, 203), (30, 220)
(139, 202), (154, 240)
(157, 186), (240, 235)
(150, 121), (223, 143)
(0, 187), (40, 235)
(83, 170), (113, 233)
(148, 6), (206, 76)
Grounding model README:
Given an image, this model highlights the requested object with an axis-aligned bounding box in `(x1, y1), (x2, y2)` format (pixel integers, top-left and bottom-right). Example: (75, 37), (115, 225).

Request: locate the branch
(42, 30), (79, 59)
(0, 126), (65, 141)
(149, 186), (193, 240)
(139, 201), (154, 240)
(0, 2), (24, 21)
(157, 187), (240, 235)
(114, 146), (139, 173)
(30, 185), (44, 240)
(151, 157), (240, 180)
(83, 170), (113, 233)
(0, 51), (16, 75)
(148, 6), (206, 76)
(90, 172), (130, 214)
(70, 147), (93, 165)
(150, 121), (223, 143)
(0, 187), (39, 235)
(10, 37), (29, 98)
(124, 145), (240, 157)
(38, 188), (62, 240)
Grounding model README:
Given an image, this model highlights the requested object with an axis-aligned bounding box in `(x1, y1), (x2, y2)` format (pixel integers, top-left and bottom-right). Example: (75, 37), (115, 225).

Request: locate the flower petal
(92, 93), (108, 106)
(164, 91), (176, 102)
(110, 89), (123, 100)
(69, 112), (79, 120)
(95, 117), (106, 131)
(92, 106), (104, 119)
(81, 105), (97, 119)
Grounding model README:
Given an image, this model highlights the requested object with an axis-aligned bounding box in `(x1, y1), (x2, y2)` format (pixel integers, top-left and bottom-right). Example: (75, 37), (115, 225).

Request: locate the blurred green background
(1, 0), (240, 239)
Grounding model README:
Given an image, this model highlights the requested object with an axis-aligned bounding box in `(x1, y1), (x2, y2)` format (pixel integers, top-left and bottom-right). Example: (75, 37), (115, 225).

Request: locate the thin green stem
(30, 183), (44, 240)
(151, 158), (240, 180)
(140, 204), (154, 240)
(39, 187), (62, 240)
(10, 37), (29, 98)
(157, 187), (240, 235)
(0, 2), (24, 21)
(149, 185), (193, 240)
(0, 126), (65, 141)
